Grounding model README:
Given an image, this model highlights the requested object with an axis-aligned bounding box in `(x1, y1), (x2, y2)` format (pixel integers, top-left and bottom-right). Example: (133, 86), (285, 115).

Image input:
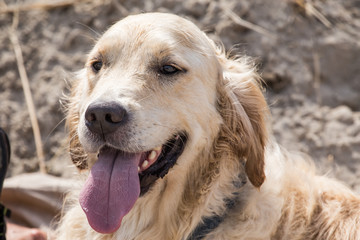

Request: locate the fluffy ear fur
(65, 72), (88, 170)
(215, 47), (268, 188)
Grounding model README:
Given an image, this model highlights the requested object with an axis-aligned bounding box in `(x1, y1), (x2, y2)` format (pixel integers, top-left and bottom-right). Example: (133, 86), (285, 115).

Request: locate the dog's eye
(161, 65), (179, 75)
(92, 61), (103, 72)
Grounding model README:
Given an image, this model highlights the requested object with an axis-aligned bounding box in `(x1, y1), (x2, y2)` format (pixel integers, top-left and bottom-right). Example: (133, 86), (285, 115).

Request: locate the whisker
(137, 94), (153, 103)
(76, 22), (102, 39)
(152, 123), (175, 130)
(44, 117), (67, 143)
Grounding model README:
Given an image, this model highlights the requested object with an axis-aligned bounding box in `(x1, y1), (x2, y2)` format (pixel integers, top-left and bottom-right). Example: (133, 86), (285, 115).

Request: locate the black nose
(85, 102), (128, 135)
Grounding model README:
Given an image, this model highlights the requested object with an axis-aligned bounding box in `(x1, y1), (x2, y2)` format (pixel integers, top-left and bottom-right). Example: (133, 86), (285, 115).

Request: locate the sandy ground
(0, 0), (359, 191)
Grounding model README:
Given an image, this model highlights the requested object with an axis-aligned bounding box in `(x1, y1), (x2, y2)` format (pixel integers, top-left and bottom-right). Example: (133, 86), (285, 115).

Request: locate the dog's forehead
(107, 13), (199, 39)
(94, 13), (213, 58)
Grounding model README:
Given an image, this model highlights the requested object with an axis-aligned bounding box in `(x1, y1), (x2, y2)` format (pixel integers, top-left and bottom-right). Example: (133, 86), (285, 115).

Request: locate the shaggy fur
(57, 13), (360, 240)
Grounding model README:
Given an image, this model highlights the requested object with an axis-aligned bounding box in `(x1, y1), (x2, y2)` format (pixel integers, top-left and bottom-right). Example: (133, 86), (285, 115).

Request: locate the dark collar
(187, 174), (247, 240)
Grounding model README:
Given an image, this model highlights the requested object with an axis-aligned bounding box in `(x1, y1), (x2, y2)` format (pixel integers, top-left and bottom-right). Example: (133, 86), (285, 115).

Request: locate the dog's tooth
(154, 146), (162, 152)
(138, 166), (140, 172)
(142, 160), (149, 169)
(148, 150), (157, 160)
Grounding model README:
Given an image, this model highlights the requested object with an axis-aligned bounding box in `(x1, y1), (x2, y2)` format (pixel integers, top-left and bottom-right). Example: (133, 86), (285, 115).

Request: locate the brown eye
(161, 65), (179, 75)
(92, 61), (103, 72)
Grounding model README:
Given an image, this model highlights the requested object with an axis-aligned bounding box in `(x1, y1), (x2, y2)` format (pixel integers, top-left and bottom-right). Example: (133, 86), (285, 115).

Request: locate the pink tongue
(79, 148), (141, 234)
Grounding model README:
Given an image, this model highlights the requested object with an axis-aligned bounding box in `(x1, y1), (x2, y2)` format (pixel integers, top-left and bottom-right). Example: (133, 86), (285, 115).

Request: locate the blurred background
(0, 0), (359, 190)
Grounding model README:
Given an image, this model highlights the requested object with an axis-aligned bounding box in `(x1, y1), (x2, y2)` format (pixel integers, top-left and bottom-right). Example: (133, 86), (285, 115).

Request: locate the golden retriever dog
(57, 13), (360, 239)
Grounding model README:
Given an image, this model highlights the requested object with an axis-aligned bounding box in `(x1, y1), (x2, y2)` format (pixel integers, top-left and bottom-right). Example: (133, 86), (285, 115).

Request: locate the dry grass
(8, 10), (46, 173)
(312, 52), (322, 105)
(222, 7), (277, 39)
(293, 0), (332, 28)
(0, 0), (91, 13)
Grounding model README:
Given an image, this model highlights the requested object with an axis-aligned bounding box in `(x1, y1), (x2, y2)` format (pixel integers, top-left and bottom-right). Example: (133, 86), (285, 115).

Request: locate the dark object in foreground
(0, 128), (11, 240)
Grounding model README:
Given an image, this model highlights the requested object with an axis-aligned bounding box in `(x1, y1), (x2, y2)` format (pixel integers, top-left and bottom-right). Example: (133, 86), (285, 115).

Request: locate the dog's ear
(65, 71), (88, 170)
(215, 47), (268, 188)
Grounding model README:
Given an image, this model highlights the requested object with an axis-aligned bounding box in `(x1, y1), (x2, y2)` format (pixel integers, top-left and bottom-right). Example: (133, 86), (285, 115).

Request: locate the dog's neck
(187, 171), (247, 240)
(157, 149), (249, 239)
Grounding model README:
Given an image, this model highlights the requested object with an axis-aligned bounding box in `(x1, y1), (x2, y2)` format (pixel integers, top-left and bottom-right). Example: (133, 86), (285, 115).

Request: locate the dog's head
(66, 13), (267, 234)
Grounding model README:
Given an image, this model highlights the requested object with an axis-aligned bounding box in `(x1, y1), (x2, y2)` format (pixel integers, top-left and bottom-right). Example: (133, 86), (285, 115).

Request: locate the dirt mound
(0, 0), (359, 189)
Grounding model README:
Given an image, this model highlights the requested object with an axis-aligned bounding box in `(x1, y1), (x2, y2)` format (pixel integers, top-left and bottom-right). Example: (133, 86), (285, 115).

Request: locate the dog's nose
(85, 102), (128, 135)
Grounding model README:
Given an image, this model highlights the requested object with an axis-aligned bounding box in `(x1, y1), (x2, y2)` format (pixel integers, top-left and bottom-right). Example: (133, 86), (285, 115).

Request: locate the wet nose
(85, 102), (128, 135)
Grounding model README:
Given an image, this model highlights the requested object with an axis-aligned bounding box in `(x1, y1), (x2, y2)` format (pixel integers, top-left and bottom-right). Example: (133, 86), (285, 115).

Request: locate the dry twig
(1, 0), (89, 13)
(294, 0), (332, 28)
(223, 7), (277, 39)
(8, 11), (47, 173)
(312, 52), (322, 105)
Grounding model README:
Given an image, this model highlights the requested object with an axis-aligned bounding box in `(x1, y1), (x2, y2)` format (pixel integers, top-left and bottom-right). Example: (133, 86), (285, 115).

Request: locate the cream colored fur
(57, 13), (360, 240)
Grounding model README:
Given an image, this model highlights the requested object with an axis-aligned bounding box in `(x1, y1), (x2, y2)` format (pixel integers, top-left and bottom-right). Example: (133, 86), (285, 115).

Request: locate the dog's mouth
(79, 132), (187, 234)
